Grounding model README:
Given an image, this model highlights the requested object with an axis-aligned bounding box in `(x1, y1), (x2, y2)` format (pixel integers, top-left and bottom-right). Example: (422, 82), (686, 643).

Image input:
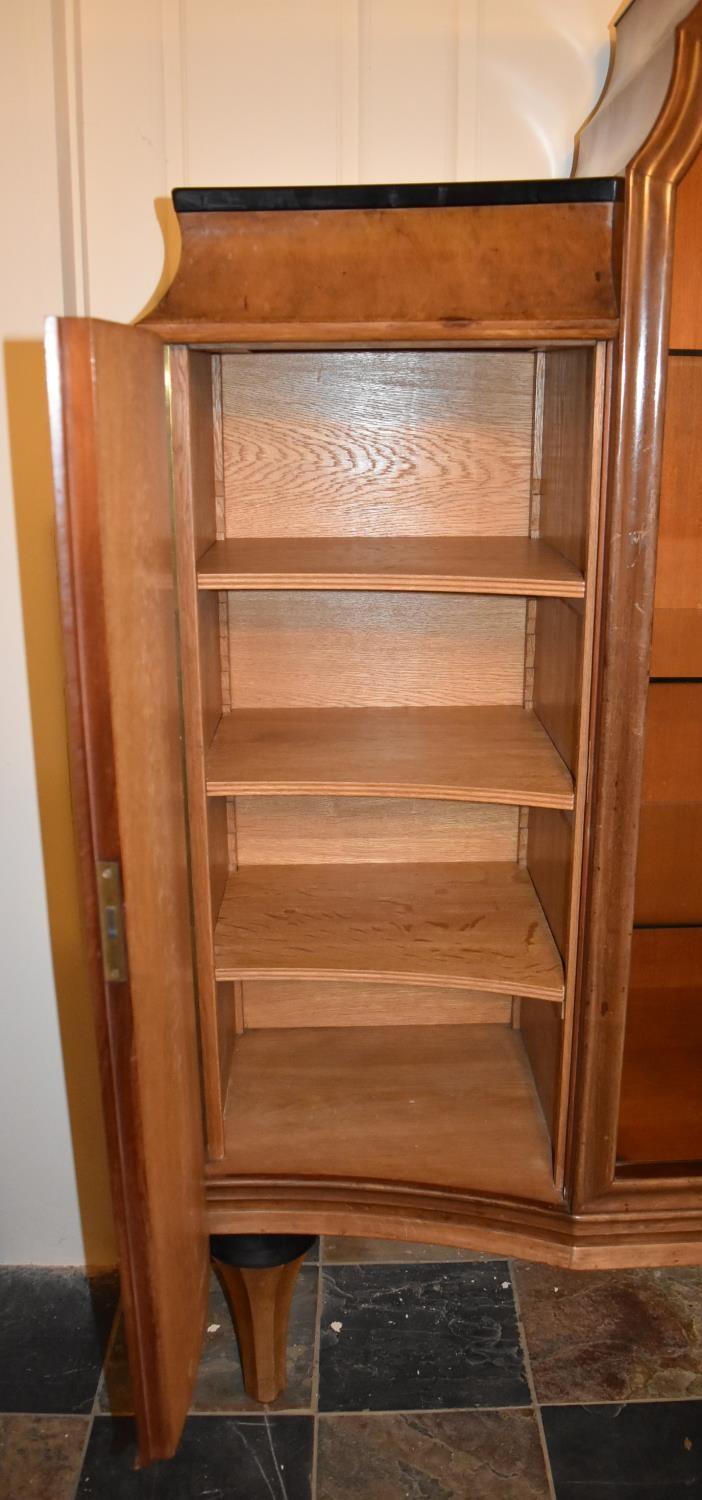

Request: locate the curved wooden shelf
(196, 535), (585, 596)
(214, 861), (565, 1001)
(209, 1023), (561, 1204)
(205, 706), (574, 808)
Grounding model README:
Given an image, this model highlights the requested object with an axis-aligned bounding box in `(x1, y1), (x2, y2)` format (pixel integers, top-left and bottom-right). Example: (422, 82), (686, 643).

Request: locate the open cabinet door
(46, 318), (208, 1462)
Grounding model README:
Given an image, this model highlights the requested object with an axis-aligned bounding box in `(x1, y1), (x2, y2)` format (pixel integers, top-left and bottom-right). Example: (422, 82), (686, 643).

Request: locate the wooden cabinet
(46, 1), (702, 1464)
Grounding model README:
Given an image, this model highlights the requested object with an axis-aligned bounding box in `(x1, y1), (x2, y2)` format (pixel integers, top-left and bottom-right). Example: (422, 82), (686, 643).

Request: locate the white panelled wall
(1, 0), (613, 1265)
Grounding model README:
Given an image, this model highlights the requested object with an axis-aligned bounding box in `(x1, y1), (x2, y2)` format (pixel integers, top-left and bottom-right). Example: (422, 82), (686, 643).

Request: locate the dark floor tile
(319, 1261), (529, 1412)
(76, 1414), (313, 1498)
(543, 1400), (702, 1498)
(323, 1236), (484, 1263)
(98, 1267), (317, 1415)
(0, 1414), (89, 1499)
(514, 1262), (702, 1403)
(318, 1409), (550, 1498)
(0, 1267), (119, 1414)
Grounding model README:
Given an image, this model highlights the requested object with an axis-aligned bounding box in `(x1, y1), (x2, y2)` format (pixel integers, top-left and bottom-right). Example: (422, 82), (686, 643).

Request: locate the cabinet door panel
(618, 929), (702, 1166)
(47, 318), (207, 1461)
(634, 684), (702, 924)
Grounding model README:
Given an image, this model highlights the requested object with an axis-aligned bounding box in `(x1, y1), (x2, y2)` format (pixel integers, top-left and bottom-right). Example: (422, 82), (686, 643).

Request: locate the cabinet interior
(169, 342), (605, 1201)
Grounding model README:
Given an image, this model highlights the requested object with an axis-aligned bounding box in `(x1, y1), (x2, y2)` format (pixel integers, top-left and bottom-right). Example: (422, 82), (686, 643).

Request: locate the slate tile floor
(2, 1246), (702, 1498)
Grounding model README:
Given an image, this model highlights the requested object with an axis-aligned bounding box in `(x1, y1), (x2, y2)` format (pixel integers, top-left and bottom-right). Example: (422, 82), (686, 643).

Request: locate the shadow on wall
(4, 339), (115, 1267)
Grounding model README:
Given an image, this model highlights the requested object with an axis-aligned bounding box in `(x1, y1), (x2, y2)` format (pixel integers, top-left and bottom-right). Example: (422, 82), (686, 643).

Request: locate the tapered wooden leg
(210, 1234), (317, 1404)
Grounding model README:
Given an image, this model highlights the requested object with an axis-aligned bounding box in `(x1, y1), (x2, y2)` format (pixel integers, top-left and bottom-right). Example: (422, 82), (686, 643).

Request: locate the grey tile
(543, 1399), (702, 1498)
(76, 1415), (313, 1498)
(323, 1236), (484, 1264)
(515, 1262), (702, 1404)
(0, 1414), (89, 1500)
(0, 1267), (118, 1414)
(98, 1267), (318, 1415)
(318, 1409), (551, 1498)
(319, 1261), (529, 1412)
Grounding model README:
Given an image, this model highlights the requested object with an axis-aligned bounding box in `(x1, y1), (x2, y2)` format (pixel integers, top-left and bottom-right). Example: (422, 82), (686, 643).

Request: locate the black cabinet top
(172, 180), (622, 214)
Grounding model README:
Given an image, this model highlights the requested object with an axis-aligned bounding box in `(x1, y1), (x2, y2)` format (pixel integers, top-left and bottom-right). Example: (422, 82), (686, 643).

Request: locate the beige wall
(0, 0), (613, 1266)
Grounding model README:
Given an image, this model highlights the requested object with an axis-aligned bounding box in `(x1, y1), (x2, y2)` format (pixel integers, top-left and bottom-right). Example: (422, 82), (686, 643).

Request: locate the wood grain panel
(233, 795), (518, 867)
(197, 535), (585, 596)
(651, 609), (702, 677)
(635, 804), (702, 925)
(641, 684), (702, 802)
(670, 149), (702, 349)
(146, 202), (619, 341)
(618, 929), (702, 1166)
(206, 707), (573, 808)
(214, 862), (564, 1001)
(635, 683), (702, 924)
(48, 319), (207, 1461)
(215, 1024), (560, 1202)
(532, 598), (584, 774)
(222, 351), (533, 537)
(539, 347), (595, 574)
(526, 808), (574, 962)
(168, 348), (229, 1158)
(650, 357), (702, 675)
(242, 982), (512, 1029)
(225, 592), (527, 707)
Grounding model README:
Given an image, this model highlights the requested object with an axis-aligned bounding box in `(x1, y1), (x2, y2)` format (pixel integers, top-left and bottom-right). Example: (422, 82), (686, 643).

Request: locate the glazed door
(46, 318), (208, 1461)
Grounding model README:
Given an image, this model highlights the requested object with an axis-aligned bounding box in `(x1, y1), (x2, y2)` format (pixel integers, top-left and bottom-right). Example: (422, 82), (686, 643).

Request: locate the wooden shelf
(206, 707), (574, 808)
(209, 1023), (561, 1204)
(196, 536), (585, 597)
(214, 862), (565, 1001)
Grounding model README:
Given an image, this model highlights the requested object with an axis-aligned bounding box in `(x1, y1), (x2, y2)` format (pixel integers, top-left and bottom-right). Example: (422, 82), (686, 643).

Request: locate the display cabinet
(46, 0), (702, 1462)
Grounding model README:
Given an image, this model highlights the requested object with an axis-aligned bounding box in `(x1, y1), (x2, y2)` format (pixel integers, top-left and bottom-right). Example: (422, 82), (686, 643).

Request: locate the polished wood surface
(212, 1025), (561, 1203)
(197, 535), (585, 596)
(221, 351), (533, 538)
(650, 356), (702, 673)
(213, 1254), (306, 1404)
(641, 683), (702, 801)
(240, 980), (512, 1029)
(144, 203), (618, 344)
(205, 707), (574, 808)
(47, 319), (207, 1462)
(225, 592), (527, 708)
(634, 682), (702, 923)
(670, 147), (702, 346)
(651, 608), (702, 676)
(635, 805), (702, 923)
(618, 929), (702, 1165)
(570, 0), (702, 1213)
(233, 795), (518, 867)
(214, 862), (564, 1000)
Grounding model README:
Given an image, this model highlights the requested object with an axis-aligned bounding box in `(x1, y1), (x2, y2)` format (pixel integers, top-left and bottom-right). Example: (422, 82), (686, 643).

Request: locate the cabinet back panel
(221, 351), (534, 537)
(233, 795), (518, 866)
(226, 592), (527, 707)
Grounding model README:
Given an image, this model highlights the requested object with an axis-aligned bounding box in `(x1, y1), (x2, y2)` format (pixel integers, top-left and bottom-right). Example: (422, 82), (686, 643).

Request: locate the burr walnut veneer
(47, 0), (702, 1464)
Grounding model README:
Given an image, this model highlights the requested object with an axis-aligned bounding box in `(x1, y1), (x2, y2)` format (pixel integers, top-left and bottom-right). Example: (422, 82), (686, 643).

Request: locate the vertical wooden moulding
(523, 343), (609, 1187)
(167, 346), (233, 1158)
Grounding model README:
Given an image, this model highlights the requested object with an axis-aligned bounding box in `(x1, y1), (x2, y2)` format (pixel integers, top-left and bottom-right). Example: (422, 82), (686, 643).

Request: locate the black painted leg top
(210, 1233), (318, 1270)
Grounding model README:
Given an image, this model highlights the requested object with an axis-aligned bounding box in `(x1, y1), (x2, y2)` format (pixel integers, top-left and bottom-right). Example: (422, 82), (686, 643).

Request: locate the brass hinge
(95, 860), (128, 983)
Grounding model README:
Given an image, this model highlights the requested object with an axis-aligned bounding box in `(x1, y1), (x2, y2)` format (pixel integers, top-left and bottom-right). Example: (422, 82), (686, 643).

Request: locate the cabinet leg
(210, 1233), (318, 1404)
